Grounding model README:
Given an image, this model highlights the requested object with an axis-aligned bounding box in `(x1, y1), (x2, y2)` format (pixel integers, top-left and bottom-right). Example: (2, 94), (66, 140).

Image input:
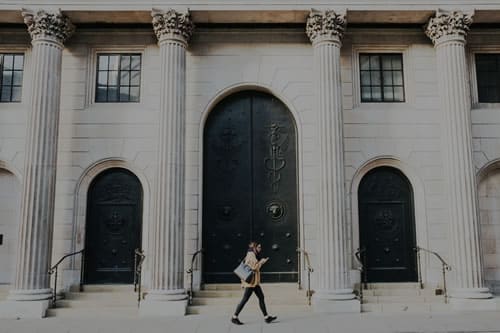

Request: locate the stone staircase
(47, 284), (140, 318)
(360, 283), (451, 313)
(188, 283), (312, 316)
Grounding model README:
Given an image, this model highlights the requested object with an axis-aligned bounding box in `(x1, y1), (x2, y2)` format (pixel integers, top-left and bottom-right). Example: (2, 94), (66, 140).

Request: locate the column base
(312, 289), (360, 313)
(449, 288), (496, 311)
(0, 300), (50, 319)
(139, 289), (187, 317)
(7, 288), (52, 301)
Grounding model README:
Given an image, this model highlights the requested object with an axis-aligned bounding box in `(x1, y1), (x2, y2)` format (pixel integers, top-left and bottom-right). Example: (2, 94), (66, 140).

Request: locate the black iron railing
(133, 248), (145, 307)
(48, 249), (85, 308)
(414, 246), (451, 303)
(354, 247), (366, 303)
(297, 248), (314, 306)
(186, 249), (203, 305)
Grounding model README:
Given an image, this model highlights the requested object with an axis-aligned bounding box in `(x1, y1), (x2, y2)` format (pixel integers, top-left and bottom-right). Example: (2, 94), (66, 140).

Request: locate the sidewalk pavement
(1, 311), (500, 333)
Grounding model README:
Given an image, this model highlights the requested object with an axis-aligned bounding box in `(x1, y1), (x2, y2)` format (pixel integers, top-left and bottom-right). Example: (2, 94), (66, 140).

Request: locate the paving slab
(0, 311), (500, 333)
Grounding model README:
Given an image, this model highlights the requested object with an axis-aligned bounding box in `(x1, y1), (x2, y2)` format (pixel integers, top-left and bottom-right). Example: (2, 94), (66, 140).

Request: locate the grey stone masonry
(8, 9), (73, 302)
(425, 9), (494, 309)
(306, 9), (359, 313)
(140, 9), (193, 317)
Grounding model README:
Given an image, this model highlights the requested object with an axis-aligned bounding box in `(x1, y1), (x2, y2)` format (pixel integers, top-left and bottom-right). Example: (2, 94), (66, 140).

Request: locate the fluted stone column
(425, 10), (494, 310)
(1, 10), (74, 319)
(140, 9), (193, 317)
(306, 10), (359, 313)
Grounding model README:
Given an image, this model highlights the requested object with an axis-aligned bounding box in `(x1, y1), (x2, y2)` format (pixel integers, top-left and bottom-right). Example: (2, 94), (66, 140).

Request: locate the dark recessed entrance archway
(84, 168), (143, 284)
(202, 90), (298, 283)
(358, 166), (417, 282)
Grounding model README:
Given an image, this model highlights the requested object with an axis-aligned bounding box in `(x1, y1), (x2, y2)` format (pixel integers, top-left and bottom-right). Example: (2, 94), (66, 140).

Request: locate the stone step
(78, 284), (136, 293)
(361, 288), (436, 297)
(191, 296), (307, 306)
(187, 304), (311, 315)
(361, 302), (451, 313)
(55, 298), (140, 308)
(194, 289), (305, 299)
(202, 283), (299, 291)
(47, 306), (139, 318)
(363, 283), (421, 290)
(362, 295), (445, 304)
(64, 291), (139, 301)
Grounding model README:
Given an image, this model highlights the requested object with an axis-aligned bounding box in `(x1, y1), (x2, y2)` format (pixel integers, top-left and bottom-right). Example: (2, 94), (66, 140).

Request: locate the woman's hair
(248, 241), (259, 250)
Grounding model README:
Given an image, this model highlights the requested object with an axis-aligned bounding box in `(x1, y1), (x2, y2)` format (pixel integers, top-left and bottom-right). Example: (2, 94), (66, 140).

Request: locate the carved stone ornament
(22, 9), (75, 44)
(306, 9), (346, 44)
(151, 9), (194, 44)
(425, 10), (473, 44)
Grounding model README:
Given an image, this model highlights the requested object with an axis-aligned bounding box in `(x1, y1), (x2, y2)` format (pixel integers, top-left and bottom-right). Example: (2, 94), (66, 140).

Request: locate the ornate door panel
(359, 167), (417, 282)
(85, 168), (143, 284)
(203, 91), (298, 283)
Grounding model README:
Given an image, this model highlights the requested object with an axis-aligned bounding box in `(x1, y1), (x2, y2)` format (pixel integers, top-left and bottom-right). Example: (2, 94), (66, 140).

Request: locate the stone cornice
(306, 9), (346, 46)
(22, 9), (75, 45)
(151, 9), (194, 45)
(425, 9), (473, 45)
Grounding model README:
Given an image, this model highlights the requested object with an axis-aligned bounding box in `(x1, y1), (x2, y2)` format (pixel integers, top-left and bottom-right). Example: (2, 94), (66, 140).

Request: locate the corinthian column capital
(306, 9), (346, 46)
(425, 9), (473, 45)
(151, 8), (194, 46)
(22, 9), (74, 46)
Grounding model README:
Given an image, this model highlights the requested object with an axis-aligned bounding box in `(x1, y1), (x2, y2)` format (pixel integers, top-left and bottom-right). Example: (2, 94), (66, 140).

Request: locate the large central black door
(84, 168), (143, 284)
(203, 91), (298, 283)
(358, 167), (417, 282)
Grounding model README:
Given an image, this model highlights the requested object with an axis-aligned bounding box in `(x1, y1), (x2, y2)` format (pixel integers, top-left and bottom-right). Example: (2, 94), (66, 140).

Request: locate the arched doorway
(0, 169), (21, 284)
(202, 90), (298, 283)
(84, 168), (143, 284)
(358, 166), (417, 282)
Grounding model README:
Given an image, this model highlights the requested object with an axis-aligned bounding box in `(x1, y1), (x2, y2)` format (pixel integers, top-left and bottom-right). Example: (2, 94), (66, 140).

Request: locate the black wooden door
(203, 91), (298, 283)
(359, 167), (417, 282)
(84, 168), (143, 284)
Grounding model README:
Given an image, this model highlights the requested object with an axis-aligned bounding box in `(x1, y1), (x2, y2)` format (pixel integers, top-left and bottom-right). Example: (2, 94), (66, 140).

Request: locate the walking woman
(231, 242), (277, 325)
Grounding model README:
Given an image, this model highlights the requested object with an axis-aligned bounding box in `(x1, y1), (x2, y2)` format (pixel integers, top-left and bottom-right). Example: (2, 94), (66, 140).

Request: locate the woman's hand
(260, 257), (269, 265)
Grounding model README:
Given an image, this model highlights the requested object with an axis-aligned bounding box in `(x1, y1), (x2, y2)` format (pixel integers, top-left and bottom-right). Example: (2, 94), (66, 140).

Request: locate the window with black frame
(475, 54), (500, 103)
(96, 53), (141, 103)
(360, 53), (405, 103)
(0, 53), (24, 103)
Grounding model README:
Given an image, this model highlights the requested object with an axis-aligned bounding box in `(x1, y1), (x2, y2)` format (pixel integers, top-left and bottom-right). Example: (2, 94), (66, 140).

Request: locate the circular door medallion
(266, 200), (286, 220)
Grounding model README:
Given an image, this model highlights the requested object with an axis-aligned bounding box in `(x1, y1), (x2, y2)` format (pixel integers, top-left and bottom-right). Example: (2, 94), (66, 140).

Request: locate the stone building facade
(0, 0), (500, 318)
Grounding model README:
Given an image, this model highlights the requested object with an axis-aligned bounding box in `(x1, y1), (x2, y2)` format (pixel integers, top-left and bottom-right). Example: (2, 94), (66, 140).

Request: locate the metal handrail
(186, 249), (204, 305)
(414, 246), (451, 303)
(48, 249), (85, 308)
(297, 248), (314, 306)
(133, 248), (145, 307)
(354, 247), (366, 303)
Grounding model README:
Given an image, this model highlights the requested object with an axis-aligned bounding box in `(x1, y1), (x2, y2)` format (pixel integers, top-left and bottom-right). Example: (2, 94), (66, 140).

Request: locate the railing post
(186, 249), (203, 306)
(134, 249), (138, 292)
(413, 246), (451, 304)
(48, 249), (85, 308)
(362, 249), (367, 289)
(133, 248), (145, 308)
(80, 249), (85, 292)
(307, 267), (312, 306)
(52, 267), (58, 308)
(354, 248), (365, 304)
(415, 247), (423, 289)
(297, 248), (314, 306)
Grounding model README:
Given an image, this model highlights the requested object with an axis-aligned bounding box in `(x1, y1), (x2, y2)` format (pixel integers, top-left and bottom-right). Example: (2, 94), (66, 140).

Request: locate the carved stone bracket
(22, 9), (74, 45)
(306, 9), (346, 46)
(425, 9), (473, 45)
(151, 9), (194, 45)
